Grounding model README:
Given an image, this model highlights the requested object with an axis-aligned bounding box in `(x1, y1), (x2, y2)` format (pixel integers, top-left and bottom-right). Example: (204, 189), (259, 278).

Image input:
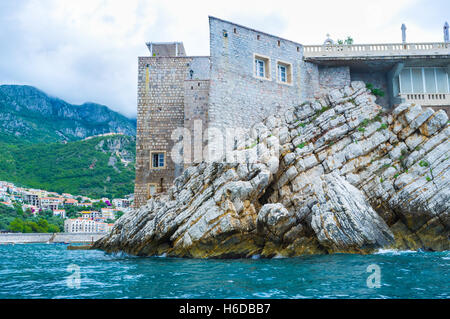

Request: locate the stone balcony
(303, 42), (450, 59)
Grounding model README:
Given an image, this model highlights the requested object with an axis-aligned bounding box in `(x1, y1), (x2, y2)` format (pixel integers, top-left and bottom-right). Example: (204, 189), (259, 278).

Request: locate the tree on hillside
(9, 218), (23, 232)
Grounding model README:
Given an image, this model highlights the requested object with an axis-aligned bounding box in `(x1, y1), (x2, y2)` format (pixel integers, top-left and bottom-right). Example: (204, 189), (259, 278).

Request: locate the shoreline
(0, 232), (106, 244)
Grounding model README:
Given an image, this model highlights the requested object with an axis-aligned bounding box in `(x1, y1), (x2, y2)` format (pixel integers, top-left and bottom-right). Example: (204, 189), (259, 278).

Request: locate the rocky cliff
(94, 81), (449, 257)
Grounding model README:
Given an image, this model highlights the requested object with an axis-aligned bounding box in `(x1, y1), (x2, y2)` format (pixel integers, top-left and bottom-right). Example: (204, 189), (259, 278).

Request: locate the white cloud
(0, 0), (447, 118)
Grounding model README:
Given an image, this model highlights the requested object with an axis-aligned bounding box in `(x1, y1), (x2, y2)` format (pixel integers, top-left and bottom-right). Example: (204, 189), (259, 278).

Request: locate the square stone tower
(134, 42), (210, 208)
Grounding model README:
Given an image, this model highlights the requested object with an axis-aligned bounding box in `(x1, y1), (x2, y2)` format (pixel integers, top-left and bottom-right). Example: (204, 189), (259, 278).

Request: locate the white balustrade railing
(303, 42), (450, 58)
(399, 93), (450, 106)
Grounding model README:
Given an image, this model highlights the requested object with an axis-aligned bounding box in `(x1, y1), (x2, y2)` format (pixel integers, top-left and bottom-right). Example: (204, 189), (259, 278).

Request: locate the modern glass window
(255, 59), (265, 77)
(399, 67), (449, 94)
(424, 68), (436, 93)
(411, 68), (424, 93)
(436, 68), (449, 93)
(151, 152), (165, 168)
(399, 69), (412, 93)
(278, 64), (287, 82)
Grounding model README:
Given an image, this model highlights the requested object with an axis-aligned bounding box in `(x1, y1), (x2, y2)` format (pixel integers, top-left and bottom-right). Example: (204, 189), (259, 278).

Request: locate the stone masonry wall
(351, 71), (390, 108)
(208, 17), (304, 131)
(135, 57), (189, 207)
(184, 79), (210, 166)
(318, 66), (351, 92)
(135, 56), (210, 208)
(301, 61), (320, 100)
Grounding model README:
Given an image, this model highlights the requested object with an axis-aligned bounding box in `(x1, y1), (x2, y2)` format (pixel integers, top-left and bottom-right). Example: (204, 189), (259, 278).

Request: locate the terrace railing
(303, 42), (450, 58)
(400, 93), (450, 107)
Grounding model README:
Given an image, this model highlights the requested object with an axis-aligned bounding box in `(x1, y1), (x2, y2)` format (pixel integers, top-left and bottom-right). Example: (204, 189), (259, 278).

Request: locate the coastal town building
(81, 211), (101, 219)
(101, 208), (120, 220)
(1, 180), (131, 232)
(64, 218), (113, 233)
(24, 192), (39, 206)
(112, 198), (130, 208)
(0, 201), (13, 208)
(52, 209), (66, 218)
(64, 198), (78, 206)
(39, 197), (64, 211)
(22, 204), (39, 215)
(133, 16), (450, 207)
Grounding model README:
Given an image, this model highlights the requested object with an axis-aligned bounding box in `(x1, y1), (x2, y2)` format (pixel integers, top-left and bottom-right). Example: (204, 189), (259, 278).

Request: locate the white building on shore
(64, 218), (113, 233)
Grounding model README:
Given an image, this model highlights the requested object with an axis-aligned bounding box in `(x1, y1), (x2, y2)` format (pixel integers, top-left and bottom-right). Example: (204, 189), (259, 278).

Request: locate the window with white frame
(255, 59), (265, 77)
(399, 67), (450, 94)
(254, 54), (270, 79)
(151, 152), (165, 169)
(278, 64), (286, 82)
(277, 61), (292, 84)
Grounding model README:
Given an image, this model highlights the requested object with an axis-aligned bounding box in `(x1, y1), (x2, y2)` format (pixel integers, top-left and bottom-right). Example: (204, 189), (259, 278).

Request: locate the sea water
(0, 244), (448, 299)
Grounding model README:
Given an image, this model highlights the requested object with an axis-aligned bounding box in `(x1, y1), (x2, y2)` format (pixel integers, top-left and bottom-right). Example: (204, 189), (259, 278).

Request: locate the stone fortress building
(134, 16), (450, 208)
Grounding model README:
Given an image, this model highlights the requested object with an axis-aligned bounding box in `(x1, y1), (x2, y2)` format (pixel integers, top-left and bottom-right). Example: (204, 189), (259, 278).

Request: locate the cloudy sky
(0, 0), (448, 118)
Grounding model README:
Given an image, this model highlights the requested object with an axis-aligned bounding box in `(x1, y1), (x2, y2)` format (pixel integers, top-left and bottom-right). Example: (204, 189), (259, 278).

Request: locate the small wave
(253, 289), (283, 298)
(374, 249), (417, 255)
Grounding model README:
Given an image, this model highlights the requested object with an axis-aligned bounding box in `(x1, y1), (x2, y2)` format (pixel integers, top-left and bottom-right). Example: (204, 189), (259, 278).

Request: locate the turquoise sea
(0, 244), (448, 299)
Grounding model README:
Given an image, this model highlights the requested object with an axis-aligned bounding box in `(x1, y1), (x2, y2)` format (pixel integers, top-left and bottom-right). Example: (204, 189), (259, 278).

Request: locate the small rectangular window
(276, 61), (292, 84)
(151, 152), (165, 168)
(255, 59), (265, 77)
(148, 184), (157, 197)
(278, 65), (286, 82)
(253, 54), (270, 80)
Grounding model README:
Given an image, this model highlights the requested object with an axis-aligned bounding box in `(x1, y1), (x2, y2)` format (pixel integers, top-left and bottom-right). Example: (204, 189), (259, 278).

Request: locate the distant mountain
(0, 135), (136, 199)
(0, 84), (137, 198)
(0, 85), (136, 143)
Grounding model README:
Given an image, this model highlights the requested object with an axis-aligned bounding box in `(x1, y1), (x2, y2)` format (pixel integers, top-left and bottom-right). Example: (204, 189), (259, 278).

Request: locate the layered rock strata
(94, 81), (449, 257)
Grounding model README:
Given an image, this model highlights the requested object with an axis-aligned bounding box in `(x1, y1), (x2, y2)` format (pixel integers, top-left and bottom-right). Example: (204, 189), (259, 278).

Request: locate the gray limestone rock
(94, 82), (450, 257)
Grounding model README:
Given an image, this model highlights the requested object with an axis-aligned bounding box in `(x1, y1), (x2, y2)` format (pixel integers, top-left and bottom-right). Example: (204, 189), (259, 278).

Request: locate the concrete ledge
(0, 233), (107, 244)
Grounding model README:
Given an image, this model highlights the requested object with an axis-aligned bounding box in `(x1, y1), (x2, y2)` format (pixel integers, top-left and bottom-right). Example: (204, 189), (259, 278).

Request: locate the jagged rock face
(94, 81), (449, 257)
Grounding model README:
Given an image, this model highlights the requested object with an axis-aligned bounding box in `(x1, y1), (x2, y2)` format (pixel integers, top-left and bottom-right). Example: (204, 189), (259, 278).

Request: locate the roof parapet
(145, 42), (186, 57)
